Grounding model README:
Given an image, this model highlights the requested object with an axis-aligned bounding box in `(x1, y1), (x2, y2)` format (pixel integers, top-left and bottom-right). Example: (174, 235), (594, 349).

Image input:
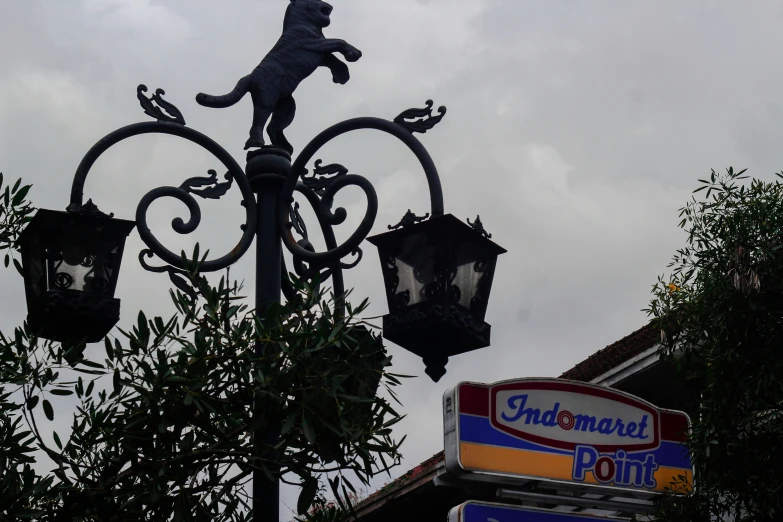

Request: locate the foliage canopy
(648, 168), (783, 522)
(0, 174), (406, 521)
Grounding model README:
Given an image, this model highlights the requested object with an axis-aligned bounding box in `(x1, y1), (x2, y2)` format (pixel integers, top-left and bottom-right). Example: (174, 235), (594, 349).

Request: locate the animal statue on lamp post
(195, 0), (362, 153)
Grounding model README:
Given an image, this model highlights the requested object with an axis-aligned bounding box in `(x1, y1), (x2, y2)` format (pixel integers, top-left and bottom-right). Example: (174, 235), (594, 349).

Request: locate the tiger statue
(196, 0), (362, 153)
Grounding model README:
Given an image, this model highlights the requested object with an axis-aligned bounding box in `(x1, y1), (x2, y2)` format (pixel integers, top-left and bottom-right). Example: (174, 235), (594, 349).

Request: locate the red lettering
(594, 456), (615, 482)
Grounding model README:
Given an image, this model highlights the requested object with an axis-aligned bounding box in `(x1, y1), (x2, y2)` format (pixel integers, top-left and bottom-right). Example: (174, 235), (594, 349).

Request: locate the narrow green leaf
(297, 478), (318, 515)
(12, 185), (31, 205)
(26, 396), (39, 410)
(280, 414), (296, 435)
(302, 416), (316, 444)
(43, 400), (54, 421)
(53, 431), (62, 450)
(76, 359), (103, 369)
(104, 337), (114, 360)
(50, 389), (73, 396)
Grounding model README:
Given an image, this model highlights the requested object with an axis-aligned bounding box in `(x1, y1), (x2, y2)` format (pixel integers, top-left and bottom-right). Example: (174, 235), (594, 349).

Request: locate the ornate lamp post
(19, 1), (506, 520)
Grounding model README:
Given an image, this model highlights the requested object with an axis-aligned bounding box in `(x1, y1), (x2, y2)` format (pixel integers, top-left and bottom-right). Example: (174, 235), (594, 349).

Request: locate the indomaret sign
(444, 378), (692, 494)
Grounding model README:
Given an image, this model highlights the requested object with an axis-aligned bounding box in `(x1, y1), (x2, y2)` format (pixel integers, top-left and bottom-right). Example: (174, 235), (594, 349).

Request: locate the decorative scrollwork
(301, 159), (349, 196)
(180, 169), (233, 200)
(423, 267), (459, 302)
(292, 238), (317, 279)
(137, 85), (186, 125)
(69, 120), (257, 274)
(389, 209), (429, 230)
(287, 183), (350, 311)
(54, 272), (74, 290)
(393, 100), (447, 134)
(470, 259), (495, 317)
(87, 277), (109, 294)
(80, 255), (96, 268)
(317, 173), (376, 228)
(380, 255), (411, 311)
(394, 289), (411, 308)
(467, 215), (491, 239)
(279, 116), (445, 268)
(338, 248), (363, 270)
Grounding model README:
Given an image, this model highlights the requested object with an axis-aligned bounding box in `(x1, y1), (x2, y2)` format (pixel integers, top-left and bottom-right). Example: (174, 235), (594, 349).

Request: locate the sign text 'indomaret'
(443, 378), (692, 493)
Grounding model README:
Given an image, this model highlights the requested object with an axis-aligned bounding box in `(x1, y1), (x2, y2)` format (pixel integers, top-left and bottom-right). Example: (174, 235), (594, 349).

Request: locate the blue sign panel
(448, 501), (629, 522)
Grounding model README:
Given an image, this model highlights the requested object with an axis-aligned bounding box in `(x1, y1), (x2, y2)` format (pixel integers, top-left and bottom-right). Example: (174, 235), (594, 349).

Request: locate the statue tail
(196, 76), (250, 108)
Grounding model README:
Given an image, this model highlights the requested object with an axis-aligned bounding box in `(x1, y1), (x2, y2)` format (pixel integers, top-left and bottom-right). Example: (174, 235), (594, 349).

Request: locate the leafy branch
(647, 168), (783, 522)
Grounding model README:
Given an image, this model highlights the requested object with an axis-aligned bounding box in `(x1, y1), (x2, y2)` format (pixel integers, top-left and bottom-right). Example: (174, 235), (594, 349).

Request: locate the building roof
(559, 323), (658, 382)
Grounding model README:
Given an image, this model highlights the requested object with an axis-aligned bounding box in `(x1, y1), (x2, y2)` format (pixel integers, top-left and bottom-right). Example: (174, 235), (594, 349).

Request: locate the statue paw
(332, 71), (350, 84)
(344, 48), (362, 62)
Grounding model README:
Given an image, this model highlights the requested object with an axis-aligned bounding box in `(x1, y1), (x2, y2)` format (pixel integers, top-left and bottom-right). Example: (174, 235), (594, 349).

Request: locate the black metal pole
(249, 151), (290, 522)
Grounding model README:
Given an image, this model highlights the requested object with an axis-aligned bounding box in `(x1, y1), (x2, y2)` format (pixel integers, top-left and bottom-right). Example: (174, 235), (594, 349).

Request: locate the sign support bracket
(496, 488), (657, 516)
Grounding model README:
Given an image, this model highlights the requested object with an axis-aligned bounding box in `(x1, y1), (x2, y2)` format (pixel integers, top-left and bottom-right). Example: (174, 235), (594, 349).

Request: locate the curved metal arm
(278, 116), (444, 266)
(68, 120), (258, 272)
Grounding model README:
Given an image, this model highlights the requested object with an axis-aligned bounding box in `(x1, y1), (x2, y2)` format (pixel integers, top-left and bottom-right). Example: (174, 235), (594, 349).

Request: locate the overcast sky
(2, 0), (783, 519)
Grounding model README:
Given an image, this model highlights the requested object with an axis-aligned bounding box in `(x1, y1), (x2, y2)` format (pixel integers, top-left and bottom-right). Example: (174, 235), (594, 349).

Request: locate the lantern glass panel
(454, 260), (482, 309)
(45, 240), (119, 295)
(393, 257), (426, 306)
(381, 226), (498, 320)
(392, 254), (484, 308)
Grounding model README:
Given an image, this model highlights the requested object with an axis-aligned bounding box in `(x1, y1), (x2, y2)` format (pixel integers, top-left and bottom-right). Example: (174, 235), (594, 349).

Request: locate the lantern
(17, 201), (136, 343)
(368, 213), (506, 382)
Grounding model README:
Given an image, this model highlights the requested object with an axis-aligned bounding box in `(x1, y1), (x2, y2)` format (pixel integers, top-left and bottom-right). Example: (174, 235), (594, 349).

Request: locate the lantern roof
(17, 206), (135, 247)
(366, 213), (507, 263)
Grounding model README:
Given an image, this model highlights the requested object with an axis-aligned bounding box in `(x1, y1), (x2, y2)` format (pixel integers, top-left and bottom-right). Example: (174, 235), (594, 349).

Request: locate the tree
(0, 174), (407, 521)
(647, 168), (783, 522)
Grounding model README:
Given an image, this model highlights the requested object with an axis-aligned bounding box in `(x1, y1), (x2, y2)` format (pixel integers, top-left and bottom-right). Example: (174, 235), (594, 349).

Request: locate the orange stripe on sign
(459, 443), (692, 492)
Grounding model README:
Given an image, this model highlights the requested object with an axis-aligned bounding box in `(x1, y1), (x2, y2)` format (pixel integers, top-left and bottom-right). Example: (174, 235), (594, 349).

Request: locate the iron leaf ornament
(393, 100), (447, 134)
(289, 201), (308, 240)
(388, 209), (430, 230)
(179, 169), (233, 200)
(301, 159), (349, 196)
(136, 84), (186, 125)
(69, 198), (114, 219)
(467, 215), (491, 239)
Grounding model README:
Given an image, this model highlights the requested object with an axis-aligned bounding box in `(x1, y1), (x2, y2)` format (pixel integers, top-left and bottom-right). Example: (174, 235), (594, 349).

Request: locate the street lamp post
(17, 1), (506, 520)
